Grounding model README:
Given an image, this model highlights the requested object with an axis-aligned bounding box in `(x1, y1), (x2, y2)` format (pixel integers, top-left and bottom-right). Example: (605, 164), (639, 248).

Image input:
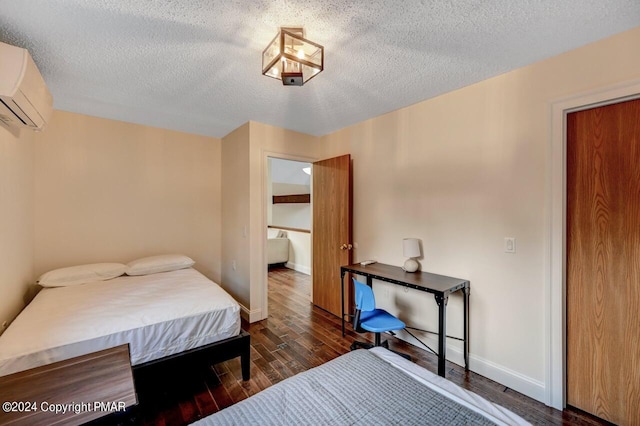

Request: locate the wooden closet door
(566, 98), (640, 425)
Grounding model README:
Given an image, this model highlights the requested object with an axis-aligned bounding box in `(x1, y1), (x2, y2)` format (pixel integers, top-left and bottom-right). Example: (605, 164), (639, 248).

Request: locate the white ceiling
(270, 158), (311, 186)
(1, 1), (639, 138)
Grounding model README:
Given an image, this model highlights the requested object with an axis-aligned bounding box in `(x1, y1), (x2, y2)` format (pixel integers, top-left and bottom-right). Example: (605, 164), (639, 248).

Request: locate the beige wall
(272, 202), (311, 230)
(249, 122), (319, 319)
(285, 230), (311, 276)
(0, 125), (35, 331)
(271, 182), (312, 230)
(319, 26), (640, 401)
(221, 123), (251, 307)
(222, 122), (320, 317)
(33, 111), (222, 281)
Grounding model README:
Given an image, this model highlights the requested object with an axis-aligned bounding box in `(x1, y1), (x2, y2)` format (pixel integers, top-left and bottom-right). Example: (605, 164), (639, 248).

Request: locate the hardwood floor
(117, 266), (609, 425)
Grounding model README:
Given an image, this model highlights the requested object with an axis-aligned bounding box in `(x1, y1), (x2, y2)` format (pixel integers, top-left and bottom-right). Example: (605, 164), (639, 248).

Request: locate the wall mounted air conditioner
(0, 41), (53, 131)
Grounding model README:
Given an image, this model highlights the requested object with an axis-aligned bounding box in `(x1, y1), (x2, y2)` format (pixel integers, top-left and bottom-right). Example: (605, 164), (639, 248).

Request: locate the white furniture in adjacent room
(267, 228), (289, 265)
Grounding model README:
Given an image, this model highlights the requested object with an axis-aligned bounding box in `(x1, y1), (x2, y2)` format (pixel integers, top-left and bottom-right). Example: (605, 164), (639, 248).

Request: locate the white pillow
(267, 229), (286, 239)
(38, 263), (127, 287)
(126, 254), (195, 276)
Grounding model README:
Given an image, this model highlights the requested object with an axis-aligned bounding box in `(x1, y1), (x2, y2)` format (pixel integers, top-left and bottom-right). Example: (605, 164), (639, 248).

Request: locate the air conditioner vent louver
(0, 42), (52, 131)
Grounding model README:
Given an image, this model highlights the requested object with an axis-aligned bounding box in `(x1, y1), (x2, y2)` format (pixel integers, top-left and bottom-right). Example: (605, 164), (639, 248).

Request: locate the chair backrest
(353, 278), (376, 312)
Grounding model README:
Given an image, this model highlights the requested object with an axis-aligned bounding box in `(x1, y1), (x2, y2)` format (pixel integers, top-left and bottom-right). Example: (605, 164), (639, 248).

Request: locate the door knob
(340, 243), (353, 250)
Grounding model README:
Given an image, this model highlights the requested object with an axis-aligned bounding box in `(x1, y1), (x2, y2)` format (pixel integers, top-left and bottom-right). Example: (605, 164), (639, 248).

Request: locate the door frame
(547, 78), (640, 409)
(261, 151), (317, 320)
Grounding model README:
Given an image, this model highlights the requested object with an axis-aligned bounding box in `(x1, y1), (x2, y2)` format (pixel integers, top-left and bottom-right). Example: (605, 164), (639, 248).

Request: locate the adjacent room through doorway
(266, 157), (312, 313)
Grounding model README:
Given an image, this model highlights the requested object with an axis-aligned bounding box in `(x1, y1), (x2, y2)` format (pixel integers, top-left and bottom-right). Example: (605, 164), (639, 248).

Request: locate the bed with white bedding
(0, 268), (246, 378)
(194, 347), (530, 426)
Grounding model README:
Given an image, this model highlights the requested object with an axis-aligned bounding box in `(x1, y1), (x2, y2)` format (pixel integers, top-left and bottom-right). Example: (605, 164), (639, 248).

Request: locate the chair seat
(360, 309), (405, 333)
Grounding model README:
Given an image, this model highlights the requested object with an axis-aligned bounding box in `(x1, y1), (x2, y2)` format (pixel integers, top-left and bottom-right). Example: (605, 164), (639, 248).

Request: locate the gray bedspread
(193, 349), (499, 425)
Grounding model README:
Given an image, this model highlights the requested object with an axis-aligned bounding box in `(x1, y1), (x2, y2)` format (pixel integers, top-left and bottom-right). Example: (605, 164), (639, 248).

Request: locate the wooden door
(567, 98), (640, 425)
(312, 154), (352, 317)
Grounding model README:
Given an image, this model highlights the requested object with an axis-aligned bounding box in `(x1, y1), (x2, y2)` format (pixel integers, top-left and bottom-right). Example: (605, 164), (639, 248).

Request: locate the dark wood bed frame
(132, 329), (250, 380)
(85, 332), (250, 424)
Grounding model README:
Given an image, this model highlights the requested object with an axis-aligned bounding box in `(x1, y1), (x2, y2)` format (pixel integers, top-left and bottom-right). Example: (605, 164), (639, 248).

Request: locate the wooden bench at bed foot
(0, 345), (137, 426)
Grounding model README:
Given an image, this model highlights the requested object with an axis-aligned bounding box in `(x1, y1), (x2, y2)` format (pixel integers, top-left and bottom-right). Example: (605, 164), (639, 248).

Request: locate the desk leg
(434, 294), (449, 377)
(463, 286), (470, 371)
(341, 270), (346, 337)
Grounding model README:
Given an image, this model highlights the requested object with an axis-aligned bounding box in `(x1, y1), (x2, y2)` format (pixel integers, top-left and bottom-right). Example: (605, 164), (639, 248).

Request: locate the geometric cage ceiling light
(262, 27), (324, 86)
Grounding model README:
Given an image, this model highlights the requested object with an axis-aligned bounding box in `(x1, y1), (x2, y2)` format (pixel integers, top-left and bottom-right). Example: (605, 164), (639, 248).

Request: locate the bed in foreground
(194, 347), (529, 426)
(0, 264), (249, 380)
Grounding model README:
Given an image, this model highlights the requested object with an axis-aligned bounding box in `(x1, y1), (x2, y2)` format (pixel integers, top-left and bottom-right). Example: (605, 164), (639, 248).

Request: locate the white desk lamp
(403, 238), (421, 272)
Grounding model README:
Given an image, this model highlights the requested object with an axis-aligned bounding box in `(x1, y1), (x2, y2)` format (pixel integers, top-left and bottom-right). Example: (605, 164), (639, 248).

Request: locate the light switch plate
(504, 237), (516, 253)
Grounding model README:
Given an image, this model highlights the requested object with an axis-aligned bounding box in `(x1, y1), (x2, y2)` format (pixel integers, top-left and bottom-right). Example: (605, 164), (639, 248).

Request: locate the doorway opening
(266, 157), (313, 316)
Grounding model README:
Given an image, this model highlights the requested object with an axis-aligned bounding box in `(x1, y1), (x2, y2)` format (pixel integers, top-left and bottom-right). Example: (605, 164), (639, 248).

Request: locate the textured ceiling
(1, 1), (639, 138)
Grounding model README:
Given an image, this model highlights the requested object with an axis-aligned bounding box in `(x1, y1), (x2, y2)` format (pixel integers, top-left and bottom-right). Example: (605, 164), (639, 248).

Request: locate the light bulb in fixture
(261, 27), (324, 86)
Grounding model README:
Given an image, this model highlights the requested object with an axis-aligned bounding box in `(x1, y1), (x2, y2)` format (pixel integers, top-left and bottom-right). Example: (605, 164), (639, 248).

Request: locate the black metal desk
(340, 262), (470, 377)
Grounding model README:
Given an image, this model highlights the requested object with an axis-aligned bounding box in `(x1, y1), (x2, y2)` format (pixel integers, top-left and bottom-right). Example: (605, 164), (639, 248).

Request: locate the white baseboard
(239, 303), (263, 323)
(470, 351), (546, 403)
(395, 330), (546, 403)
(285, 261), (310, 275)
(243, 303), (546, 401)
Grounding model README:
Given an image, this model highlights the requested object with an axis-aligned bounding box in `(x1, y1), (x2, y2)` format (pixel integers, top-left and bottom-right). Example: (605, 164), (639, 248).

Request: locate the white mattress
(0, 268), (240, 377)
(370, 347), (530, 425)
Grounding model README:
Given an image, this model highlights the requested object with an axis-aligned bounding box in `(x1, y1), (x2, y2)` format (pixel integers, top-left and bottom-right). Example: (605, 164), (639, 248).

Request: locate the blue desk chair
(351, 278), (411, 360)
